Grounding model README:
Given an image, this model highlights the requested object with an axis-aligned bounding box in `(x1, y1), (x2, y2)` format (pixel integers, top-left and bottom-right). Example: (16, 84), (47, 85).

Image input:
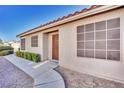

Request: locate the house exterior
(4, 41), (20, 52)
(17, 5), (124, 83)
(10, 41), (20, 52)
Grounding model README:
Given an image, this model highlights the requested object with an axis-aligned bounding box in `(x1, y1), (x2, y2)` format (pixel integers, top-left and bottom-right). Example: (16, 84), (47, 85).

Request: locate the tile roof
(42, 5), (102, 26)
(17, 5), (103, 37)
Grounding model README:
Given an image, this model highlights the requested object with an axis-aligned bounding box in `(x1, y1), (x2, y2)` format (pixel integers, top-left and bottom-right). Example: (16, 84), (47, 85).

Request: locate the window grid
(84, 24), (85, 56)
(77, 39), (120, 42)
(94, 22), (96, 58)
(77, 49), (120, 51)
(31, 35), (38, 47)
(105, 20), (107, 60)
(21, 38), (25, 50)
(77, 18), (120, 61)
(77, 27), (120, 35)
(107, 18), (120, 60)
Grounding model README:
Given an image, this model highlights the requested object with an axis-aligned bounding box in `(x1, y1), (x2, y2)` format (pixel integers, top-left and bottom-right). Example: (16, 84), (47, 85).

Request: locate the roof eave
(17, 5), (123, 37)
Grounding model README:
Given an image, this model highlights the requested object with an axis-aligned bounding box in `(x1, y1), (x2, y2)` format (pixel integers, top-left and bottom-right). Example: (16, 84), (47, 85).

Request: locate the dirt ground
(55, 66), (124, 88)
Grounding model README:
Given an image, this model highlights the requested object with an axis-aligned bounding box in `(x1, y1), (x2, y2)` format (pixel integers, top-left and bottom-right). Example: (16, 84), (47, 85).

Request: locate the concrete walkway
(4, 54), (65, 88)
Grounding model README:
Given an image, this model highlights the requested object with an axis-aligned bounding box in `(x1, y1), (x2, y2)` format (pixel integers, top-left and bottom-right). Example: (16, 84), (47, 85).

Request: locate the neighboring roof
(17, 5), (123, 37)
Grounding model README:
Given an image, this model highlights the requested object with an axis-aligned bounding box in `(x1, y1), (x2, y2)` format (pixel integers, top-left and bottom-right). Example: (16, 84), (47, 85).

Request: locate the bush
(20, 52), (24, 58)
(0, 46), (13, 51)
(16, 51), (20, 57)
(24, 52), (28, 59)
(8, 50), (13, 54)
(0, 50), (13, 56)
(16, 51), (21, 57)
(31, 53), (41, 62)
(16, 51), (41, 63)
(0, 46), (14, 56)
(27, 52), (32, 61)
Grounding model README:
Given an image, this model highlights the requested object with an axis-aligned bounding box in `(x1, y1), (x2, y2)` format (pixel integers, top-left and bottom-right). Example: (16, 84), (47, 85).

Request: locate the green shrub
(16, 51), (21, 57)
(27, 52), (32, 61)
(31, 53), (41, 62)
(0, 46), (13, 51)
(0, 50), (13, 56)
(8, 50), (13, 54)
(16, 51), (20, 57)
(16, 51), (24, 57)
(20, 52), (24, 58)
(16, 51), (41, 62)
(24, 52), (28, 59)
(0, 46), (14, 56)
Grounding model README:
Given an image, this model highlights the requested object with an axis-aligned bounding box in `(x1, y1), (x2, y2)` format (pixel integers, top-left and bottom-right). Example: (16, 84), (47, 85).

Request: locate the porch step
(34, 69), (65, 88)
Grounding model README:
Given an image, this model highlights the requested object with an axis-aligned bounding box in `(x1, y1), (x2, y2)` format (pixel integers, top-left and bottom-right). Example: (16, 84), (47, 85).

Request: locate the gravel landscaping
(55, 66), (124, 88)
(0, 57), (34, 88)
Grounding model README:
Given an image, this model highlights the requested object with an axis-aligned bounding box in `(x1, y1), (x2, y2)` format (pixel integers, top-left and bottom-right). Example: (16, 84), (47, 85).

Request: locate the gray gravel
(55, 66), (124, 88)
(0, 57), (34, 88)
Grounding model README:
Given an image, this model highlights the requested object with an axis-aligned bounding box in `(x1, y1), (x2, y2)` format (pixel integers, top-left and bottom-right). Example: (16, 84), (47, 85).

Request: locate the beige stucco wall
(59, 8), (124, 83)
(21, 32), (43, 59)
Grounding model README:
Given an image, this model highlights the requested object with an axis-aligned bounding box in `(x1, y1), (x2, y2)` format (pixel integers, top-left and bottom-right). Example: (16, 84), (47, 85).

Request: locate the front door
(52, 34), (59, 60)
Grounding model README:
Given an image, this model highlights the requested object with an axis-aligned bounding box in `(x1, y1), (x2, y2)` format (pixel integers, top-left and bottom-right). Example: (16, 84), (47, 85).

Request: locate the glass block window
(21, 38), (25, 50)
(31, 35), (38, 47)
(77, 18), (120, 61)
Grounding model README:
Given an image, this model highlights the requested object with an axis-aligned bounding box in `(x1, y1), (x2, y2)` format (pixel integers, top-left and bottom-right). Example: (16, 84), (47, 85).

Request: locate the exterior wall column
(42, 33), (49, 61)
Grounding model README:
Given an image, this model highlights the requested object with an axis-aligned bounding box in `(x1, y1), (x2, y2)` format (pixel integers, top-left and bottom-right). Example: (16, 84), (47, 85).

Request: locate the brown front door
(52, 34), (59, 60)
